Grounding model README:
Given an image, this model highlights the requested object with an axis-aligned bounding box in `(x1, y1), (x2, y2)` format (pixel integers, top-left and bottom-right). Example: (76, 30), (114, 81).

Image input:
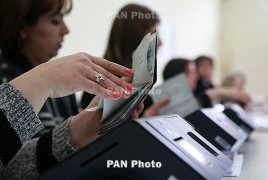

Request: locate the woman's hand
(10, 52), (135, 113)
(43, 53), (135, 99)
(69, 95), (102, 149)
(69, 95), (145, 149)
(69, 75), (145, 149)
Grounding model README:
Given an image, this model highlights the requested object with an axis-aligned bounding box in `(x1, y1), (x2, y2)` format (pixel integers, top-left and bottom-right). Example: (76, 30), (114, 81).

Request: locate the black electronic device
(37, 115), (232, 180)
(223, 104), (257, 136)
(185, 108), (247, 151)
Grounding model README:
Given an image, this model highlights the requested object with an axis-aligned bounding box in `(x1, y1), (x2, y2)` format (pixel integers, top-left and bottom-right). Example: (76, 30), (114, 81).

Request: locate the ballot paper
(222, 150), (244, 177)
(150, 73), (201, 118)
(87, 31), (157, 135)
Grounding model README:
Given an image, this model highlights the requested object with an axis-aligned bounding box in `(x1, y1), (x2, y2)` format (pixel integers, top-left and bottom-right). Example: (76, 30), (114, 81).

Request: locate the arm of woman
(0, 52), (139, 179)
(0, 83), (44, 178)
(0, 82), (76, 179)
(0, 85), (143, 179)
(9, 52), (135, 114)
(205, 87), (250, 105)
(0, 118), (75, 179)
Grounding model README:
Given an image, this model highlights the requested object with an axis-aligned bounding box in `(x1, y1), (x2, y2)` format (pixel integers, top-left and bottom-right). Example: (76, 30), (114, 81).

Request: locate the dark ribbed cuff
(0, 83), (43, 168)
(0, 83), (44, 143)
(36, 131), (57, 173)
(36, 117), (77, 174)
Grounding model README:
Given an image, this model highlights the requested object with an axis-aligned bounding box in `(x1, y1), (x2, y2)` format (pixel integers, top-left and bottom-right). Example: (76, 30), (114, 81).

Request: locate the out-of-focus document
(151, 73), (200, 118)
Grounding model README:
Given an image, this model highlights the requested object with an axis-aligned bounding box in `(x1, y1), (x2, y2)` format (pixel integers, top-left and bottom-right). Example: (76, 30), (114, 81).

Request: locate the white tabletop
(221, 129), (268, 180)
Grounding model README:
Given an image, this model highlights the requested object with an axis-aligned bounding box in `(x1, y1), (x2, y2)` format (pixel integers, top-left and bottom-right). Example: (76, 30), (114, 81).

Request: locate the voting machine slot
(187, 132), (219, 157)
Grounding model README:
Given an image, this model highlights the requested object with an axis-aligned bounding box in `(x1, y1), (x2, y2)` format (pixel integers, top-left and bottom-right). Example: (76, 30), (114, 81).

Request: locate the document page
(151, 73), (200, 118)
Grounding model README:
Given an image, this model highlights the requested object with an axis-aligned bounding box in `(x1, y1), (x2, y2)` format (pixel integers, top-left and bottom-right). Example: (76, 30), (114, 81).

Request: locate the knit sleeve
(0, 83), (77, 179)
(36, 117), (77, 173)
(0, 118), (77, 180)
(0, 83), (43, 171)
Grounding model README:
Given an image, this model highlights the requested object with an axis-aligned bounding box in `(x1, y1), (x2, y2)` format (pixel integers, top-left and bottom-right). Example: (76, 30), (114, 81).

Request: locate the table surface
(221, 129), (268, 180)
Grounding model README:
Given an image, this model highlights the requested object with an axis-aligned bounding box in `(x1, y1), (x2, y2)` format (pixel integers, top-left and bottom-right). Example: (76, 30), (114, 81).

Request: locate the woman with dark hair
(0, 0), (80, 136)
(81, 3), (163, 108)
(103, 4), (161, 68)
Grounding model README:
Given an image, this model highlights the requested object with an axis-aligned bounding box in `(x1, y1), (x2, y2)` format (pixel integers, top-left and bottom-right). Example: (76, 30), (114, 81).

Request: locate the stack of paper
(88, 31), (158, 135)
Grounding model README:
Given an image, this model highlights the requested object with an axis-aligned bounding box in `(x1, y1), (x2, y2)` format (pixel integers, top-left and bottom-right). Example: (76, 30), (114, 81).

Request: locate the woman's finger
(131, 109), (139, 119)
(136, 101), (145, 115)
(87, 70), (132, 99)
(79, 53), (135, 95)
(121, 76), (133, 84)
(82, 53), (134, 77)
(89, 65), (134, 96)
(81, 79), (124, 100)
(130, 101), (145, 119)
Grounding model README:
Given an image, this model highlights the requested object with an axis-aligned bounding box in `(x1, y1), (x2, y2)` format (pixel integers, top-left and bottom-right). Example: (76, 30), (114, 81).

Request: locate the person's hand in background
(142, 98), (170, 117)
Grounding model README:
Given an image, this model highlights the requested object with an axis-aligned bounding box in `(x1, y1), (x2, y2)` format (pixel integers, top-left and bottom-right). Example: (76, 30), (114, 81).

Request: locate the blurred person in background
(221, 71), (246, 91)
(194, 56), (215, 96)
(163, 59), (250, 107)
(142, 58), (250, 117)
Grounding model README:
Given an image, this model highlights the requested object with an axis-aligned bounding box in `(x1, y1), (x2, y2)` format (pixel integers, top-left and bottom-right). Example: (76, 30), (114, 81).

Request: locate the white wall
(57, 0), (221, 90)
(220, 0), (268, 94)
(59, 0), (268, 97)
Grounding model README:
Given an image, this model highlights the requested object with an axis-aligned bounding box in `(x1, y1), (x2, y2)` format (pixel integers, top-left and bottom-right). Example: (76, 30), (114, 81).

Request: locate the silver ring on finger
(95, 73), (105, 84)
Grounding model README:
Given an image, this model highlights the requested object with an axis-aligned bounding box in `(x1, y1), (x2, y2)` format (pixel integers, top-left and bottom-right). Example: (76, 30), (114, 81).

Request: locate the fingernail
(126, 68), (134, 75)
(124, 90), (131, 96)
(126, 83), (135, 91)
(112, 92), (121, 99)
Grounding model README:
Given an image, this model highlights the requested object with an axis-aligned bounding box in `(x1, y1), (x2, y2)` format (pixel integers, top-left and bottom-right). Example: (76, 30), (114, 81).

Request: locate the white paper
(224, 154), (244, 177)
